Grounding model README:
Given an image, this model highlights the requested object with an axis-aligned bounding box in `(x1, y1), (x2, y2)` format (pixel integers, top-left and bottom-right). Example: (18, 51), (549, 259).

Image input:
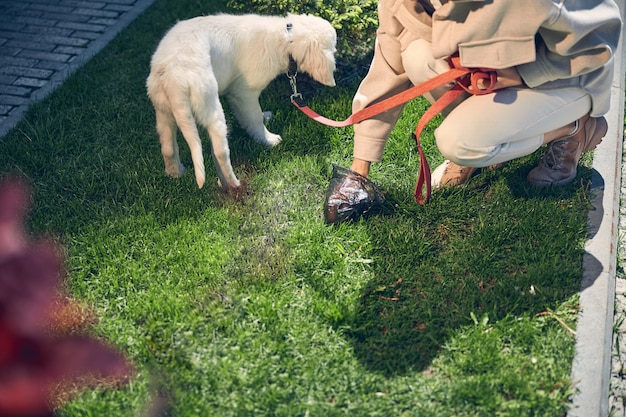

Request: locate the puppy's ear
(297, 40), (336, 87)
(288, 16), (337, 87)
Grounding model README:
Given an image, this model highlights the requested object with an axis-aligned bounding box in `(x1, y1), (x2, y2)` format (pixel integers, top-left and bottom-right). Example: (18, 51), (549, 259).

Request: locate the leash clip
(287, 71), (302, 102)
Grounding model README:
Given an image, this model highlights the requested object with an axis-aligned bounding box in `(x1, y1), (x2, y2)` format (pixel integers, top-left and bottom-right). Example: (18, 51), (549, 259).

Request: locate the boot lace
(542, 139), (572, 170)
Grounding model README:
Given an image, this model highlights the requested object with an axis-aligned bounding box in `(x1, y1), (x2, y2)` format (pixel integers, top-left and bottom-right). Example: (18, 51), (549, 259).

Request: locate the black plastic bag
(324, 164), (385, 225)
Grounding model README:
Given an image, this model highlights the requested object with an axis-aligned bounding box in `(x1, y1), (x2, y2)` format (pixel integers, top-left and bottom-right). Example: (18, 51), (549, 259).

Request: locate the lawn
(0, 0), (594, 415)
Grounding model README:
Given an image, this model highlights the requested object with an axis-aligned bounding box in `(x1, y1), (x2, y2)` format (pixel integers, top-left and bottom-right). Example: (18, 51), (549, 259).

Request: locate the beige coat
(353, 0), (622, 162)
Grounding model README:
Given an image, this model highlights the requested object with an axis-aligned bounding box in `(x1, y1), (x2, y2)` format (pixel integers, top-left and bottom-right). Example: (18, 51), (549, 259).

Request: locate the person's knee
(435, 124), (492, 167)
(434, 123), (461, 161)
(402, 39), (449, 85)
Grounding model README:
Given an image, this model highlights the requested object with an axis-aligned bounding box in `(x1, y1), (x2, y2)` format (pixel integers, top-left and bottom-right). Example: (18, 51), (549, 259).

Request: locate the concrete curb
(567, 1), (626, 415)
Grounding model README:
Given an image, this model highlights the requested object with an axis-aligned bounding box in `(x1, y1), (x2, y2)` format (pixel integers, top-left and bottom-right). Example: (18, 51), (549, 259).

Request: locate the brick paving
(0, 0), (157, 138)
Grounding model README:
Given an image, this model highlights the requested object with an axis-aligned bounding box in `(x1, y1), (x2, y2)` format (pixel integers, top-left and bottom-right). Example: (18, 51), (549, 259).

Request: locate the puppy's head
(286, 14), (337, 87)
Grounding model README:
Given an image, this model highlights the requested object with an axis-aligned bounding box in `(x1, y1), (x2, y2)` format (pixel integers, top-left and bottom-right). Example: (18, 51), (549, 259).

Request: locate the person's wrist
(350, 158), (371, 177)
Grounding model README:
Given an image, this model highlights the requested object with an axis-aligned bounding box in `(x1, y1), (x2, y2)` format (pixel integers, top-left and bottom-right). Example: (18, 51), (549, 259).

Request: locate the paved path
(0, 0), (157, 138)
(0, 1), (625, 416)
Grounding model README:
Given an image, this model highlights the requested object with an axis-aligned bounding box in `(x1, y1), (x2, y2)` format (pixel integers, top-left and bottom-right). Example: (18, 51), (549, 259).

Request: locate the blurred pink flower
(0, 176), (133, 417)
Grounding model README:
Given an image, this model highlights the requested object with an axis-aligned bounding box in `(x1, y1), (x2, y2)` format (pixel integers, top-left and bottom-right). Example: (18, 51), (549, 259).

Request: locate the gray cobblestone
(23, 26), (75, 37)
(42, 12), (92, 23)
(16, 16), (60, 27)
(35, 61), (70, 71)
(71, 30), (103, 40)
(89, 18), (119, 26)
(7, 10), (43, 20)
(0, 30), (25, 40)
(57, 21), (107, 32)
(7, 40), (57, 52)
(1, 66), (53, 78)
(0, 22), (28, 32)
(30, 4), (75, 14)
(105, 0), (137, 5)
(0, 85), (31, 97)
(54, 45), (87, 55)
(0, 7), (27, 15)
(61, 1), (108, 8)
(19, 50), (72, 63)
(0, 57), (40, 69)
(0, 31), (90, 47)
(104, 4), (133, 12)
(0, 75), (17, 84)
(14, 77), (48, 88)
(39, 35), (90, 47)
(0, 95), (29, 106)
(0, 46), (22, 57)
(75, 7), (119, 18)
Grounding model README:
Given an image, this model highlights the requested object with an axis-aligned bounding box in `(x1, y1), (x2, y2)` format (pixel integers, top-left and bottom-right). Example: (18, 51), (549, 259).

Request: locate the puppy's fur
(146, 13), (337, 191)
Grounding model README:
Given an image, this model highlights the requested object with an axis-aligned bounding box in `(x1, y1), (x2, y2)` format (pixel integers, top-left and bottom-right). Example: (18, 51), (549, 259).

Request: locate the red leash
(290, 55), (497, 204)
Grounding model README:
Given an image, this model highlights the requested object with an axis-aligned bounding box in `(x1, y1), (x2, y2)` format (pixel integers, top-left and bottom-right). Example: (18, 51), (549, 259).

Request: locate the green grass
(0, 0), (595, 415)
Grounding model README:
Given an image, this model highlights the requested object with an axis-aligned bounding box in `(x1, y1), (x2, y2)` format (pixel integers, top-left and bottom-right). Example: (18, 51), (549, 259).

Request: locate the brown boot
(432, 161), (477, 188)
(431, 160), (503, 189)
(527, 114), (607, 187)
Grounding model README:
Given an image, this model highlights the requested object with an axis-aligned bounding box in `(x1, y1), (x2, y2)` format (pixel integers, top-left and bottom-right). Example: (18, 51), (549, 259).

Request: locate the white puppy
(146, 13), (337, 191)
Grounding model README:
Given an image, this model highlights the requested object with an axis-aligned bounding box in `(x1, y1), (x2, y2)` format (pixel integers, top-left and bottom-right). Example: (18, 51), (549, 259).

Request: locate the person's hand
(475, 67), (523, 91)
(493, 67), (523, 90)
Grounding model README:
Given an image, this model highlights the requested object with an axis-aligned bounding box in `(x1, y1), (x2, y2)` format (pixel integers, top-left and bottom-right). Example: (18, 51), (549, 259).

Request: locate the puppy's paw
(165, 163), (186, 178)
(264, 133), (282, 147)
(217, 177), (241, 191)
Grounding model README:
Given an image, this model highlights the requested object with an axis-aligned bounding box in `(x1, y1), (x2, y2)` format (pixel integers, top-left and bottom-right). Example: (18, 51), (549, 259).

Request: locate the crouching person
(324, 0), (622, 225)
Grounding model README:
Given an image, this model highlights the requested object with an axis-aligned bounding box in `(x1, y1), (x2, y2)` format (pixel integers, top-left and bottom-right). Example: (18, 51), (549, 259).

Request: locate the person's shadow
(342, 159), (600, 376)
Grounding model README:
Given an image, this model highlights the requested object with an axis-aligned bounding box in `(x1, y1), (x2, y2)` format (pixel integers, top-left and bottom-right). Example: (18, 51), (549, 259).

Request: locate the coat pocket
(459, 36), (536, 69)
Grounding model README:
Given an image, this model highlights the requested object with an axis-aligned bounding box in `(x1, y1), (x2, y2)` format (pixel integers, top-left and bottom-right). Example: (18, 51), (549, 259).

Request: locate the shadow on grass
(343, 161), (598, 377)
